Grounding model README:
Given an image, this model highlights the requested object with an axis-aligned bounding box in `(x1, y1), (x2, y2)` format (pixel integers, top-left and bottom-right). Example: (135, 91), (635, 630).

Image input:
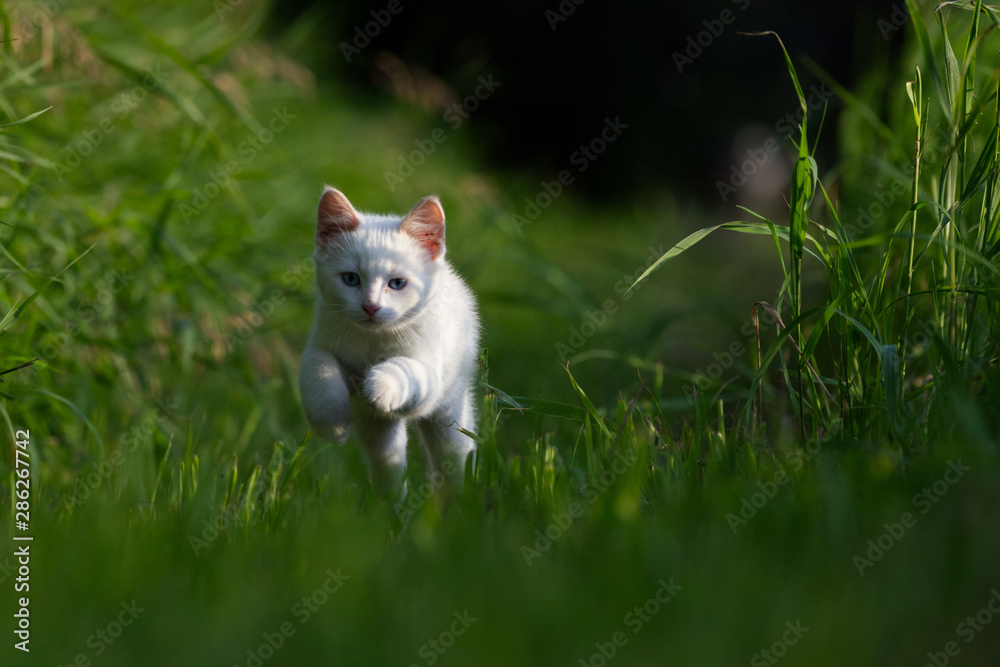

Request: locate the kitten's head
(312, 186), (445, 331)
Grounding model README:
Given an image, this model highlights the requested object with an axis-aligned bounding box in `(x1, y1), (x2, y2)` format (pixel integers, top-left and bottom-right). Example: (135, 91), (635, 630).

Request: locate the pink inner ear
(401, 196), (445, 261)
(317, 187), (359, 245)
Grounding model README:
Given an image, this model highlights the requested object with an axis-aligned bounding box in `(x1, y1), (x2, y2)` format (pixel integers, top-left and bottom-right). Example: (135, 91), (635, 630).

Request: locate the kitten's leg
(352, 406), (409, 498)
(415, 388), (476, 489)
(299, 346), (352, 444)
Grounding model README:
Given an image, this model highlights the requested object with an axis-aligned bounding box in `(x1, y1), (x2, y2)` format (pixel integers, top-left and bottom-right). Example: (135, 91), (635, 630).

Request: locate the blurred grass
(1, 1), (999, 666)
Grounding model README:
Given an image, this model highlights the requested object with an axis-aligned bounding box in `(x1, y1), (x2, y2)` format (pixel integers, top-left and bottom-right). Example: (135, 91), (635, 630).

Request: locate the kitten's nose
(362, 302), (380, 317)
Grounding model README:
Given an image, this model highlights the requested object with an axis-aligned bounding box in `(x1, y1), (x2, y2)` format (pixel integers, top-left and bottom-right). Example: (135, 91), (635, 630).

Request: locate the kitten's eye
(341, 272), (361, 287)
(388, 278), (408, 290)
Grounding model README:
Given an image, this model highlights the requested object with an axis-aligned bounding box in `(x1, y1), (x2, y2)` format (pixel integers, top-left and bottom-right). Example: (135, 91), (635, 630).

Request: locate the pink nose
(362, 303), (380, 317)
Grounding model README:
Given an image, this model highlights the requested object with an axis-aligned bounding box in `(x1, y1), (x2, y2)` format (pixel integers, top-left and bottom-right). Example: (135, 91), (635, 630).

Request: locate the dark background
(268, 0), (906, 203)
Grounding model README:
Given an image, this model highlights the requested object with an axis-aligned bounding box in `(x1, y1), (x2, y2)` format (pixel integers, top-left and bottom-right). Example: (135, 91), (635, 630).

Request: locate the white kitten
(299, 186), (480, 496)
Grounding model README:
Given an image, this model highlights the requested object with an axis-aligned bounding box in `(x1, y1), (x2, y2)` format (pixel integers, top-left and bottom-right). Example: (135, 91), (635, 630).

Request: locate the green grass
(2, 1), (999, 665)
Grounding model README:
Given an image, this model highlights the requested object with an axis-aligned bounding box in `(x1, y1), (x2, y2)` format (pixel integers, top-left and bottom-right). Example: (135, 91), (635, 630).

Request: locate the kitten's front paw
(364, 361), (411, 413)
(328, 423), (351, 445)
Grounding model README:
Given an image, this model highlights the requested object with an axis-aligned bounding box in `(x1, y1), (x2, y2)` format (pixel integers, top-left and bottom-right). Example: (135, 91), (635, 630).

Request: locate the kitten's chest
(335, 336), (409, 383)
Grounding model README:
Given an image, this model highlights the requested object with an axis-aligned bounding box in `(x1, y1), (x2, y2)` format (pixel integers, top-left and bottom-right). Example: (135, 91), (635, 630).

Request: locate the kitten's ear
(400, 196), (445, 261)
(316, 186), (359, 246)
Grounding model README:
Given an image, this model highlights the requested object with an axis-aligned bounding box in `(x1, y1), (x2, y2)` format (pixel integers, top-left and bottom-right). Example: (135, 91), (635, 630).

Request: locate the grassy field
(2, 1), (999, 665)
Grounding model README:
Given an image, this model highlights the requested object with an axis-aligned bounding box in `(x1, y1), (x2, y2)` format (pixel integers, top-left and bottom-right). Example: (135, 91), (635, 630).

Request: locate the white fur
(299, 187), (480, 496)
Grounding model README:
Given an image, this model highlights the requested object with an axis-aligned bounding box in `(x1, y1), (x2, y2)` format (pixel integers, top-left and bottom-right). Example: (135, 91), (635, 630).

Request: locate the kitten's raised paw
(364, 361), (411, 413)
(328, 423), (351, 445)
(308, 415), (351, 445)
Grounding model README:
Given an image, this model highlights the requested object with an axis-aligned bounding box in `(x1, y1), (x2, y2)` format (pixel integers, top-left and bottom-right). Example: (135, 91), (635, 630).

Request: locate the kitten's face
(317, 237), (430, 329)
(313, 188), (445, 331)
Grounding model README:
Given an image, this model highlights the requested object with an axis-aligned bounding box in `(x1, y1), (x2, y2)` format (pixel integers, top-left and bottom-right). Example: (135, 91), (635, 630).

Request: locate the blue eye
(388, 278), (407, 290)
(341, 272), (361, 287)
